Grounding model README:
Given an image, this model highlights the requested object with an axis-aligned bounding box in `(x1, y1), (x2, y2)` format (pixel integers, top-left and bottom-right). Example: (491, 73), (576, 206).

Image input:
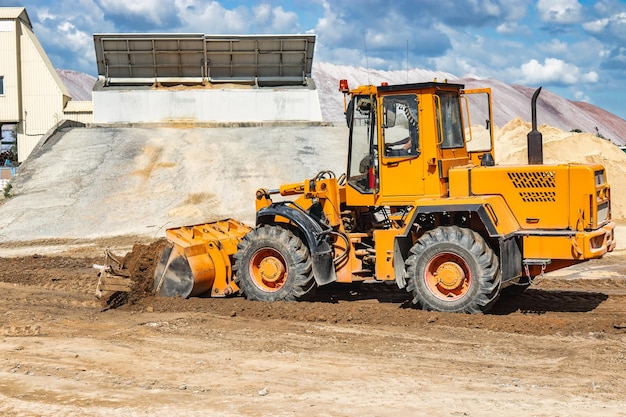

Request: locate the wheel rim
(424, 252), (471, 301)
(249, 248), (287, 292)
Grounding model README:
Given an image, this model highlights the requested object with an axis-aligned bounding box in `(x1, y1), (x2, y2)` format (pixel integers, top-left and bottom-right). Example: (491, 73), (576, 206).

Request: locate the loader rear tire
(233, 225), (315, 302)
(405, 226), (501, 314)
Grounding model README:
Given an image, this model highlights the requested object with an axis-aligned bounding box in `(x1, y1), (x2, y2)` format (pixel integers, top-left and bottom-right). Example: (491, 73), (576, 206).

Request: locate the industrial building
(0, 7), (93, 163)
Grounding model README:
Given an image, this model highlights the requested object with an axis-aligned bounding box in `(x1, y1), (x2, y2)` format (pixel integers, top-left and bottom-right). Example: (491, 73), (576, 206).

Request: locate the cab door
(345, 93), (378, 207)
(378, 93), (425, 199)
(461, 88), (495, 166)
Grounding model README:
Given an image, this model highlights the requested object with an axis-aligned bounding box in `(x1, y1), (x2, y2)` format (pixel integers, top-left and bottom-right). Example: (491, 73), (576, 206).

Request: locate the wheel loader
(105, 80), (616, 314)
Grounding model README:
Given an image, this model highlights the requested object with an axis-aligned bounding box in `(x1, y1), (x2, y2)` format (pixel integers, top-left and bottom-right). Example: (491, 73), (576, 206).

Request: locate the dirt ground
(1, 238), (626, 416)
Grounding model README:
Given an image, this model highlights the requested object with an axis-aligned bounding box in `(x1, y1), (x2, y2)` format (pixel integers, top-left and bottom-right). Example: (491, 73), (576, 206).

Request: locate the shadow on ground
(310, 283), (609, 315)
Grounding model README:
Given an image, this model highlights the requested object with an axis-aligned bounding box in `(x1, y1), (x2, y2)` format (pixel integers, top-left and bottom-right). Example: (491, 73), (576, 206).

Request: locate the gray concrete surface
(0, 124), (348, 244)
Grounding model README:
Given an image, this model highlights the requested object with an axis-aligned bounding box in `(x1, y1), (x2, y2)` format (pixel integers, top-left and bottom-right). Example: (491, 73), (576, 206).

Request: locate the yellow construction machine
(149, 80), (615, 313)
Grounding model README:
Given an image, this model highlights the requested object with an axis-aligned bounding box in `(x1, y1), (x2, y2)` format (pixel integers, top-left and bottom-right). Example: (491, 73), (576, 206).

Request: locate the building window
(0, 76), (4, 95)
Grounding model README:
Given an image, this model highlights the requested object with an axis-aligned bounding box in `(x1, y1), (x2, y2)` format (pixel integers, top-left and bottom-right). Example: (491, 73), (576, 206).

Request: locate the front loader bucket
(153, 219), (252, 298)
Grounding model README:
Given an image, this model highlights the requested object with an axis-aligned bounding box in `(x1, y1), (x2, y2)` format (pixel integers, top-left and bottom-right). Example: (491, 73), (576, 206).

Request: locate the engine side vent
(508, 171), (556, 189)
(519, 191), (556, 202)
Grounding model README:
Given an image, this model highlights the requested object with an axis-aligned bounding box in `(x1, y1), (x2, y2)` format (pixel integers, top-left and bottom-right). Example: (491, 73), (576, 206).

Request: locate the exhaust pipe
(527, 87), (543, 165)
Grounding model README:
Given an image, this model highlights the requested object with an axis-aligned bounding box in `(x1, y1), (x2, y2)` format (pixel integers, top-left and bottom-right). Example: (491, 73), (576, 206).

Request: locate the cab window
(436, 91), (464, 149)
(382, 94), (419, 157)
(347, 95), (377, 192)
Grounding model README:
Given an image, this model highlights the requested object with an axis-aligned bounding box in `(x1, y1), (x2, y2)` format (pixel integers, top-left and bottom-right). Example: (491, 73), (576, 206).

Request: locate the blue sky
(2, 0), (626, 119)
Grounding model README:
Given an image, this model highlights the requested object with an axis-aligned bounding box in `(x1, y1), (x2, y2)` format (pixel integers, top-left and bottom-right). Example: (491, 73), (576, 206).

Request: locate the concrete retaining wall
(93, 89), (323, 124)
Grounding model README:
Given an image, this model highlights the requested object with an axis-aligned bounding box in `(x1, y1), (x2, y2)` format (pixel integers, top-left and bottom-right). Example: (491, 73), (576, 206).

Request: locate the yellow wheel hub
(257, 256), (285, 283)
(435, 261), (466, 290)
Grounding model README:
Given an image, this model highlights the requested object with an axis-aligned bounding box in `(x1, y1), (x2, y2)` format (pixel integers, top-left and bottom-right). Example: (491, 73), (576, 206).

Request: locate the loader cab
(345, 82), (482, 206)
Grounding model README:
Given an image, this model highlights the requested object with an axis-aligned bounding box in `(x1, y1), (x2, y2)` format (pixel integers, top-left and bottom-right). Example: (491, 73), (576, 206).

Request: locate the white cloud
(581, 10), (626, 70)
(36, 7), (58, 22)
(314, 0), (351, 45)
(99, 0), (177, 26)
(543, 39), (569, 54)
(504, 1), (532, 20)
(584, 12), (626, 41)
(173, 2), (301, 34)
(313, 0), (373, 67)
(266, 7), (299, 33)
(176, 2), (248, 33)
(253, 4), (272, 23)
(592, 0), (618, 15)
(29, 0), (110, 73)
(496, 21), (529, 35)
(518, 58), (598, 85)
(537, 0), (582, 24)
(583, 18), (610, 33)
(250, 4), (298, 33)
(574, 91), (591, 102)
(582, 71), (599, 83)
(428, 23), (525, 80)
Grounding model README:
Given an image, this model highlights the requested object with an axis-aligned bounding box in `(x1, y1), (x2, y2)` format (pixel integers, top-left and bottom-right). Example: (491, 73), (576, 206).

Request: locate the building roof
(0, 7), (32, 28)
(64, 101), (94, 113)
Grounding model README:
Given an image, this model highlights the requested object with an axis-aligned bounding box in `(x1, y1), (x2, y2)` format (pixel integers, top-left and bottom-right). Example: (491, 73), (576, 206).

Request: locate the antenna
(406, 40), (409, 83)
(363, 34), (370, 85)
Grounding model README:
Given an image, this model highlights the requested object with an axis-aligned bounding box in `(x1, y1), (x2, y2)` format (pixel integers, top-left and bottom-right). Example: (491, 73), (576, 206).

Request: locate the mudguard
(257, 203), (337, 286)
(394, 202), (522, 288)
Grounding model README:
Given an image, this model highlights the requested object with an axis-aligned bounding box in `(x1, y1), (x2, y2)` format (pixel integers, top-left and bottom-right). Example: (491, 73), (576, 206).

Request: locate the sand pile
(494, 117), (626, 221)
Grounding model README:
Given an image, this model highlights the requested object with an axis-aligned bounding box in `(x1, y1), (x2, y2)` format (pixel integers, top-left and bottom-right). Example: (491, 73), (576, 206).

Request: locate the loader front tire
(233, 225), (315, 302)
(405, 226), (501, 313)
